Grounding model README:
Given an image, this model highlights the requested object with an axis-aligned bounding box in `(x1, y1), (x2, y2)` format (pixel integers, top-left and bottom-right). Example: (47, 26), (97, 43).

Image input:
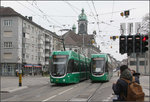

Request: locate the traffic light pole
(144, 53), (146, 75)
(136, 53), (139, 73)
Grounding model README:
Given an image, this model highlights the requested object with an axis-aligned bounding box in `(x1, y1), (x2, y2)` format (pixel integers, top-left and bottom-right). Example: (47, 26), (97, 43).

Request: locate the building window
(4, 53), (12, 59)
(23, 23), (26, 27)
(23, 33), (25, 37)
(3, 31), (12, 37)
(4, 20), (12, 26)
(4, 42), (12, 48)
(140, 53), (145, 58)
(28, 25), (30, 29)
(23, 54), (25, 58)
(140, 61), (147, 66)
(35, 56), (38, 60)
(130, 53), (136, 58)
(130, 61), (136, 66)
(32, 27), (34, 33)
(32, 55), (34, 60)
(26, 54), (29, 59)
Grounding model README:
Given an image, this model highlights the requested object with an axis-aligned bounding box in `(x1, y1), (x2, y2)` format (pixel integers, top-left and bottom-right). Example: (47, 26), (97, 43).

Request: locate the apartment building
(0, 6), (62, 76)
(128, 52), (149, 75)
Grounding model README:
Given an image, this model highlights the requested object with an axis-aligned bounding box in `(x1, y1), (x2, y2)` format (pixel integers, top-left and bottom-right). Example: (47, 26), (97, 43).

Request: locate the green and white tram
(50, 51), (90, 84)
(90, 54), (113, 82)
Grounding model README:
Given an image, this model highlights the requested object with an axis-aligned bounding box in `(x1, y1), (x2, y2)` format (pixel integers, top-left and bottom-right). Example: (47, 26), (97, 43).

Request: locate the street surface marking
(42, 95), (57, 102)
(102, 94), (114, 101)
(58, 87), (74, 95)
(42, 87), (74, 102)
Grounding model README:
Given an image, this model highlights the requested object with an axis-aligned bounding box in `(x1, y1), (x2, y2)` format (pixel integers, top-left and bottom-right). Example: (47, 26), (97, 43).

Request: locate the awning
(24, 64), (32, 67)
(33, 65), (41, 68)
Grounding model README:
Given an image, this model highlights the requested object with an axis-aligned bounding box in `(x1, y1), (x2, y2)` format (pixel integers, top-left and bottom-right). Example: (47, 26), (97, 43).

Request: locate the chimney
(28, 16), (32, 21)
(25, 16), (28, 18)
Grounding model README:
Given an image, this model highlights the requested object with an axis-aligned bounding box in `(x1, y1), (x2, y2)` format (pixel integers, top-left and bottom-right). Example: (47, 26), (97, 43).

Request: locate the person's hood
(120, 69), (132, 81)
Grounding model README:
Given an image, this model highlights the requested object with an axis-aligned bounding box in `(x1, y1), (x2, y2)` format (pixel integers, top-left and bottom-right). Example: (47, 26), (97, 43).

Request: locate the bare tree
(140, 13), (150, 34)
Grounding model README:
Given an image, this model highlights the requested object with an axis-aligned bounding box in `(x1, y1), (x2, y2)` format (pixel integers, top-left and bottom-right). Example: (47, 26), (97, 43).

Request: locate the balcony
(45, 61), (49, 65)
(23, 48), (29, 53)
(45, 38), (50, 42)
(45, 54), (49, 57)
(38, 52), (44, 57)
(23, 27), (30, 33)
(23, 38), (30, 43)
(38, 44), (44, 48)
(45, 46), (50, 49)
(23, 58), (27, 63)
(39, 40), (43, 44)
(38, 49), (43, 53)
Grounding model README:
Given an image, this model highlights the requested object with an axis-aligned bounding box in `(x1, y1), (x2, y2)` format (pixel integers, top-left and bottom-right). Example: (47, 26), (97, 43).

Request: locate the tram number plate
(56, 79), (59, 81)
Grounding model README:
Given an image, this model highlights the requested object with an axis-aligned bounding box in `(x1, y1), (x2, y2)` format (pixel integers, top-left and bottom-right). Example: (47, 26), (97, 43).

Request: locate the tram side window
(84, 64), (86, 71)
(67, 59), (74, 73)
(72, 61), (78, 72)
(81, 62), (84, 72)
(105, 62), (108, 72)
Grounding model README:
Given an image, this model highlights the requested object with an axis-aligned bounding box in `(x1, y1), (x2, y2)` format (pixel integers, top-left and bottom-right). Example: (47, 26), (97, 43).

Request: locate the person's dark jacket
(112, 69), (140, 101)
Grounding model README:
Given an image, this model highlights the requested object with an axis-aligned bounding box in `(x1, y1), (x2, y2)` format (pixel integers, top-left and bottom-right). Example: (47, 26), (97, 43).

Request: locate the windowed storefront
(2, 63), (16, 76)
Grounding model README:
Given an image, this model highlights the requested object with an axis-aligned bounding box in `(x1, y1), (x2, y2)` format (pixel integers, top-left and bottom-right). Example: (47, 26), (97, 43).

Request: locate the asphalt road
(1, 76), (118, 102)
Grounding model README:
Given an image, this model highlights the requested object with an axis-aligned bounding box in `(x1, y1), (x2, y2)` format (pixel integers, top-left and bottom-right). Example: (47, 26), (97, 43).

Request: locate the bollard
(19, 73), (22, 86)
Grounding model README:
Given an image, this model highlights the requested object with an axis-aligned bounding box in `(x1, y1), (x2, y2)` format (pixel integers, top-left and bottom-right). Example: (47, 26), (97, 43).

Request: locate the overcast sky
(1, 0), (149, 61)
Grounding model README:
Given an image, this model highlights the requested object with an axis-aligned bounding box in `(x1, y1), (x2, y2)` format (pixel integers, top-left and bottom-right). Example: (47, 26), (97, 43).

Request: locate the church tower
(78, 8), (88, 34)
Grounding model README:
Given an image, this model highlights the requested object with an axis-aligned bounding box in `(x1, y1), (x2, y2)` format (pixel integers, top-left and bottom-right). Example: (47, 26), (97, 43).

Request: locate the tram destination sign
(53, 55), (67, 58)
(93, 58), (104, 60)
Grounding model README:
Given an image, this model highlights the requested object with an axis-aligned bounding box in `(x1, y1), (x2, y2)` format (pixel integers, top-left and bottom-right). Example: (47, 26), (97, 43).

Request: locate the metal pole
(19, 63), (22, 86)
(83, 34), (85, 54)
(144, 53), (146, 75)
(129, 23), (131, 35)
(136, 53), (139, 73)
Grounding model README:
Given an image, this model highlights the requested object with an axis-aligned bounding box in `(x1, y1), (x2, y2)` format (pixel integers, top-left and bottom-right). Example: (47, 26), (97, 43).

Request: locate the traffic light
(120, 12), (124, 17)
(142, 35), (148, 53)
(124, 10), (130, 17)
(119, 35), (126, 54)
(127, 35), (134, 54)
(134, 35), (141, 53)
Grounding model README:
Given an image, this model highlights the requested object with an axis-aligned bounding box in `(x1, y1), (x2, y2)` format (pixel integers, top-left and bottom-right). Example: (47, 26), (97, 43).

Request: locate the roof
(0, 6), (60, 39)
(0, 6), (44, 29)
(62, 30), (94, 46)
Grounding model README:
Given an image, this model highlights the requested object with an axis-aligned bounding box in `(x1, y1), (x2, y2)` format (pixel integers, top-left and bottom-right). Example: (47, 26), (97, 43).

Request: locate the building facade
(0, 6), (62, 76)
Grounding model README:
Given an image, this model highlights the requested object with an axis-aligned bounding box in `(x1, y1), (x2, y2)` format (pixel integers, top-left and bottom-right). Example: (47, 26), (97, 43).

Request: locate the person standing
(112, 65), (140, 101)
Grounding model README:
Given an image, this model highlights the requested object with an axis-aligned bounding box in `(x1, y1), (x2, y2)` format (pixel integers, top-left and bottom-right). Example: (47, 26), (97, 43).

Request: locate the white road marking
(42, 87), (74, 102)
(42, 95), (57, 102)
(58, 87), (74, 95)
(102, 94), (114, 101)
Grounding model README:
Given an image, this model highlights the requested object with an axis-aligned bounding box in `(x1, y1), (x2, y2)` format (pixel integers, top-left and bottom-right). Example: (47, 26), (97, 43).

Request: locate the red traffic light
(142, 35), (148, 42)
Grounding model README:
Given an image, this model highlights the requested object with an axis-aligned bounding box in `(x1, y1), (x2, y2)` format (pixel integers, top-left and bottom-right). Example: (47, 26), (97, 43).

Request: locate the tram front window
(92, 59), (105, 75)
(52, 55), (67, 77)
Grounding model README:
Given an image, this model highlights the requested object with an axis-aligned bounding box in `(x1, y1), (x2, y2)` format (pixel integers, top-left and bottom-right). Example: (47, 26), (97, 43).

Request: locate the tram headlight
(63, 79), (65, 82)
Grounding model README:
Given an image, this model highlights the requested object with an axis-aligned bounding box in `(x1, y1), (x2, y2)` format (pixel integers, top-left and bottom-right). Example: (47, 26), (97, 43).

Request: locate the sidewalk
(140, 76), (150, 102)
(0, 76), (50, 93)
(112, 72), (149, 102)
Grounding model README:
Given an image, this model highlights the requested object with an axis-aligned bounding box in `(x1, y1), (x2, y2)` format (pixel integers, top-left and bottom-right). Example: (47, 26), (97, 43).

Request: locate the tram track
(87, 83), (103, 102)
(68, 81), (103, 102)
